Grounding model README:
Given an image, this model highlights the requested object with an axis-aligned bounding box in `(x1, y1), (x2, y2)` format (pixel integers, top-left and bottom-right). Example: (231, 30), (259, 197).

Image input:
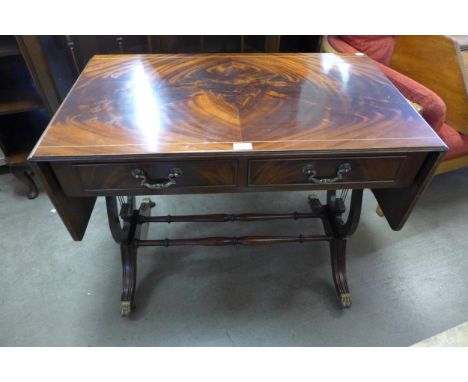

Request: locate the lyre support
(309, 189), (363, 308)
(106, 190), (363, 316)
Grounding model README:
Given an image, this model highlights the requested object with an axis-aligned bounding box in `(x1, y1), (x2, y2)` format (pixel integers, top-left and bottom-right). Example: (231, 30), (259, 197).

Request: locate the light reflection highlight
(321, 54), (350, 86)
(131, 62), (162, 151)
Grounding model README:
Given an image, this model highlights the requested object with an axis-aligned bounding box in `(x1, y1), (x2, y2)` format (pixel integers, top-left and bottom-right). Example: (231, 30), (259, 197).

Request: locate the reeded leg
(120, 243), (137, 316)
(330, 238), (351, 308)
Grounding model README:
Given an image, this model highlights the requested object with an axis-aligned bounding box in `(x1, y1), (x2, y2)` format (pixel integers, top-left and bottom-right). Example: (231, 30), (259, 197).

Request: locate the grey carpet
(1, 167), (467, 346)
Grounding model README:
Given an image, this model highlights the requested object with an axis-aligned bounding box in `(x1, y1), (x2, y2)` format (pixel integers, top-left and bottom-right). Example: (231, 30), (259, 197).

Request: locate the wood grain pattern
(30, 53), (445, 160)
(76, 159), (238, 191)
(29, 53), (447, 240)
(49, 152), (428, 198)
(248, 154), (425, 187)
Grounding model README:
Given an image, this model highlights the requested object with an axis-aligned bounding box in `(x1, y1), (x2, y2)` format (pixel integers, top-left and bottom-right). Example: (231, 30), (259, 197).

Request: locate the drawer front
(248, 155), (424, 187)
(73, 160), (238, 192)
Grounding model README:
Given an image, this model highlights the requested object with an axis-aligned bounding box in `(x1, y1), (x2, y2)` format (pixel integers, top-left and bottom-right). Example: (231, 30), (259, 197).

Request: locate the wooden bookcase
(0, 36), (53, 199)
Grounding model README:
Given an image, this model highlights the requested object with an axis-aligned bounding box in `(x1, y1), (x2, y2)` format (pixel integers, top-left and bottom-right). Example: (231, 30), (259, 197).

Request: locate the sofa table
(29, 53), (447, 316)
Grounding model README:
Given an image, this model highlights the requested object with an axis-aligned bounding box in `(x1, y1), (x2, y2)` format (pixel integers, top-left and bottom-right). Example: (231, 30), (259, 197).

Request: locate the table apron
(50, 152), (428, 197)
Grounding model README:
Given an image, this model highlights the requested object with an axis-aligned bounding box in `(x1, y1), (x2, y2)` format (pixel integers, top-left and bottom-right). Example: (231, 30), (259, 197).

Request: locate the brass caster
(308, 193), (319, 201)
(376, 205), (384, 218)
(308, 193), (322, 211)
(142, 198), (156, 208)
(120, 301), (132, 317)
(340, 293), (352, 309)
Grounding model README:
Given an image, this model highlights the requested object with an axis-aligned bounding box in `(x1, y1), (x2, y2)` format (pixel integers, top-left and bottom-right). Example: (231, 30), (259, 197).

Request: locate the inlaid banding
(31, 53), (445, 159)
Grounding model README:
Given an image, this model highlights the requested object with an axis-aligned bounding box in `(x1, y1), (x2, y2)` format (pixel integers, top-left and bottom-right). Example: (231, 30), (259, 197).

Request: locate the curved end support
(330, 239), (352, 309)
(108, 196), (151, 318)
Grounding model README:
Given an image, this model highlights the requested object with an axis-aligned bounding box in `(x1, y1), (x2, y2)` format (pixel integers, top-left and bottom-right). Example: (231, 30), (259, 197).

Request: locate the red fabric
(440, 123), (468, 160)
(327, 36), (468, 160)
(340, 35), (396, 66)
(376, 64), (446, 133)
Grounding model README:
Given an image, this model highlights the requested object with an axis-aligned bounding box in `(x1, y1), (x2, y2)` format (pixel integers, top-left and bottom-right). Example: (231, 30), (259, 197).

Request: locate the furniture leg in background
(9, 163), (38, 199)
(0, 36), (57, 200)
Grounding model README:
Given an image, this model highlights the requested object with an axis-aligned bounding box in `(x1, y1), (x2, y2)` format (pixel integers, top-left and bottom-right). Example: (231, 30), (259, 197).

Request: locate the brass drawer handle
(131, 168), (183, 189)
(302, 163), (352, 184)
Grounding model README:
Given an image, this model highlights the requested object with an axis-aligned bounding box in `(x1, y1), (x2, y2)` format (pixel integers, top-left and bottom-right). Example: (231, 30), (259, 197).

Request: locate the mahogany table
(29, 53), (447, 316)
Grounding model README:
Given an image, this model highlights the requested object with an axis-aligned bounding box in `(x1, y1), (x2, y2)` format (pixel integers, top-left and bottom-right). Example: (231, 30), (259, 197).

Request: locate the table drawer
(69, 160), (238, 192)
(248, 155), (425, 187)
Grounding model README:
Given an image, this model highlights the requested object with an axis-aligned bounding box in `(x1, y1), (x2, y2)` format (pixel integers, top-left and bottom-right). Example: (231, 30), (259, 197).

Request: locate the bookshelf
(0, 36), (51, 199)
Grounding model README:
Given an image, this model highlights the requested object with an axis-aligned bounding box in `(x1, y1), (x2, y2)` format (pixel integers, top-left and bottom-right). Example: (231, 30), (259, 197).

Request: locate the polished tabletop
(30, 53), (446, 160)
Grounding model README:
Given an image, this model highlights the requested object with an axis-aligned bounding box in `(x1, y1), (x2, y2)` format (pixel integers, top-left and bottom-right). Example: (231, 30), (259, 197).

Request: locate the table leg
(106, 191), (362, 316)
(10, 166), (39, 200)
(120, 242), (137, 316)
(106, 196), (154, 316)
(309, 189), (363, 308)
(330, 238), (351, 308)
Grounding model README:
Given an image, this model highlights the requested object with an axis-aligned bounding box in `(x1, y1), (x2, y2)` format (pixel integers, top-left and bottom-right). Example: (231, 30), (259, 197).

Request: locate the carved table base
(106, 190), (363, 316)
